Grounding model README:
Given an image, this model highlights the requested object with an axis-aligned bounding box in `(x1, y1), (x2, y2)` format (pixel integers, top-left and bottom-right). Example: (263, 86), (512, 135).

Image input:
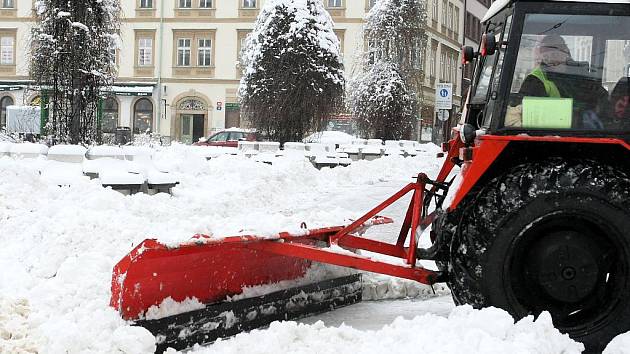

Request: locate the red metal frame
(447, 134), (630, 210)
(257, 174), (440, 283)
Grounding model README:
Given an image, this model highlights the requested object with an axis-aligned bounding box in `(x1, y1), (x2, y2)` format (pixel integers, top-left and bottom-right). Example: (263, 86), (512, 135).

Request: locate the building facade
(0, 0), (464, 143)
(462, 0), (491, 97)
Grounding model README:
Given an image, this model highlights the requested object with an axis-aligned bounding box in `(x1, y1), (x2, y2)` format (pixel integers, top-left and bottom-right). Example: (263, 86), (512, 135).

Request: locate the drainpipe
(156, 0), (165, 135)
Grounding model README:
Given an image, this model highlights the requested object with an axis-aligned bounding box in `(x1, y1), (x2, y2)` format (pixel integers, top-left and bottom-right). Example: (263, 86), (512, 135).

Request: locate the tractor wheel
(447, 159), (630, 353)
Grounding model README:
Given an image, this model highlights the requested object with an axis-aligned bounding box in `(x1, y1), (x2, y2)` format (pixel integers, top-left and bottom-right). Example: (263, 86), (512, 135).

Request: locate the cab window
(504, 13), (630, 131)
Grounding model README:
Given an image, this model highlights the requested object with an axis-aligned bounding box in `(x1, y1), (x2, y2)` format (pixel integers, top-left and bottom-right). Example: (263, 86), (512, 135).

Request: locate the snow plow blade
(137, 274), (362, 352)
(111, 219), (391, 352)
(112, 170), (458, 352)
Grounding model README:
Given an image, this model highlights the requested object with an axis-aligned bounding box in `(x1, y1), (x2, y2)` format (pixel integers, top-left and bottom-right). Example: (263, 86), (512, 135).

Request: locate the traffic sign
(437, 109), (450, 122)
(435, 83), (453, 110)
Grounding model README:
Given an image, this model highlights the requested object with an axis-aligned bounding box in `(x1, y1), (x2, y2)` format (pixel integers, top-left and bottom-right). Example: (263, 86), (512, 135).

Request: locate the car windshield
(504, 12), (630, 131)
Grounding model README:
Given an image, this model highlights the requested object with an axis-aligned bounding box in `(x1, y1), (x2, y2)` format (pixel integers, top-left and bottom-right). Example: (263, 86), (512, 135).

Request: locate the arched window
(133, 98), (153, 134)
(0, 96), (14, 129)
(102, 97), (118, 134)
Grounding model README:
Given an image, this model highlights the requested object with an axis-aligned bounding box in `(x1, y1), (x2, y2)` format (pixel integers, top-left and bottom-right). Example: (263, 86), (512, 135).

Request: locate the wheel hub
(528, 231), (602, 303)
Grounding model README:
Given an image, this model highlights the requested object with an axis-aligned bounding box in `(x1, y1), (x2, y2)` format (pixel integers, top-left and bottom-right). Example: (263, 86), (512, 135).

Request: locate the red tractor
(111, 0), (630, 353)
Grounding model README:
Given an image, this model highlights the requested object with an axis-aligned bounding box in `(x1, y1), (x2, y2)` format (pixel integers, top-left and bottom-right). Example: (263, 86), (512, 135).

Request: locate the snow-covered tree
(30, 0), (121, 145)
(348, 62), (416, 140)
(239, 0), (344, 144)
(349, 0), (428, 140)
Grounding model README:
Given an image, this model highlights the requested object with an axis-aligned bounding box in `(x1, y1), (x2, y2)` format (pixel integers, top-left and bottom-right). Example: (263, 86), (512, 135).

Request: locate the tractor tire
(447, 159), (630, 353)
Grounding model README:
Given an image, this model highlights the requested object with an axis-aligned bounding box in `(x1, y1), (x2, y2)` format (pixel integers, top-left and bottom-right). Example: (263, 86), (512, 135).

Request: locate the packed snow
(187, 308), (583, 354)
(0, 143), (626, 353)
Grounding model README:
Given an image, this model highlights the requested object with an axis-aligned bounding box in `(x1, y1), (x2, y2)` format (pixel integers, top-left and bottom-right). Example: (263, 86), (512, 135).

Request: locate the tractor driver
(518, 34), (572, 99)
(507, 34), (606, 129)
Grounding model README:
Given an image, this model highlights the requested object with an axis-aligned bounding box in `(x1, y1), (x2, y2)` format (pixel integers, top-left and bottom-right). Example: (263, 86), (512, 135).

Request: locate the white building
(0, 0), (463, 143)
(461, 0), (491, 96)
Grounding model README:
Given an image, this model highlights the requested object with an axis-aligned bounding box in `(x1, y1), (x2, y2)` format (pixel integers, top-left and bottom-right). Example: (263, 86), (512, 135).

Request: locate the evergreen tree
(239, 0), (344, 144)
(30, 0), (121, 144)
(348, 62), (416, 140)
(349, 0), (428, 140)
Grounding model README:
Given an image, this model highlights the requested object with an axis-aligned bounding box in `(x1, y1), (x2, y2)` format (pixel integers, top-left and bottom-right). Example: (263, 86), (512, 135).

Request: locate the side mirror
(480, 32), (497, 57)
(461, 46), (477, 64)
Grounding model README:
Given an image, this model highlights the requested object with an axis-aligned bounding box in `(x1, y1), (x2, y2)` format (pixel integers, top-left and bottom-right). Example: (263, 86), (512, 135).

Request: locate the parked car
(193, 129), (256, 147)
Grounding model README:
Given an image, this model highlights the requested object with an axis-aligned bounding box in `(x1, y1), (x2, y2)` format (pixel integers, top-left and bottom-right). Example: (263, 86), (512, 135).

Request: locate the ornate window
(179, 99), (206, 111)
(134, 99), (153, 134)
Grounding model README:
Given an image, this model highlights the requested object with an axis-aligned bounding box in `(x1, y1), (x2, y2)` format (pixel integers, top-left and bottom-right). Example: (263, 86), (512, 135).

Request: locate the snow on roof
(483, 0), (629, 22)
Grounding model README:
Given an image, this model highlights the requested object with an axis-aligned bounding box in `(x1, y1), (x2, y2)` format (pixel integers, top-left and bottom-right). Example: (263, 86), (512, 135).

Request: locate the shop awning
(109, 85), (154, 97)
(0, 85), (24, 92)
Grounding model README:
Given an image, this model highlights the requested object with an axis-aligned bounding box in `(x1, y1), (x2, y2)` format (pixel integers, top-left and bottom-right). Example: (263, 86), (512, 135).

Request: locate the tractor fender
(446, 135), (630, 211)
(447, 138), (509, 210)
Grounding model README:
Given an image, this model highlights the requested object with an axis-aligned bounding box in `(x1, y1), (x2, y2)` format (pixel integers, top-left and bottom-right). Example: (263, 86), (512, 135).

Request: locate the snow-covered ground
(0, 143), (624, 353)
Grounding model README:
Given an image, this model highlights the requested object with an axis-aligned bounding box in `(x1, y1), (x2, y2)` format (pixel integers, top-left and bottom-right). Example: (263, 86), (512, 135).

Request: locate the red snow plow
(110, 154), (459, 352)
(112, 1), (630, 353)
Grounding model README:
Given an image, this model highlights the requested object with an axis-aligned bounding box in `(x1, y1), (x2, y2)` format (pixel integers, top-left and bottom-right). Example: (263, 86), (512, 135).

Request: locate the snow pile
(303, 131), (357, 145)
(0, 146), (442, 352)
(0, 296), (41, 353)
(604, 333), (630, 354)
(186, 306), (583, 354)
(362, 274), (450, 301)
(2, 142), (624, 353)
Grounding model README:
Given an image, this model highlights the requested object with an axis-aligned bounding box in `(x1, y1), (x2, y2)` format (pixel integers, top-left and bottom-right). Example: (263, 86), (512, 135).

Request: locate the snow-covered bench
(253, 142), (281, 165)
(306, 143), (340, 169)
(40, 145), (89, 186)
(84, 146), (145, 194)
(0, 142), (12, 157)
(123, 146), (179, 194)
(400, 140), (419, 157)
(282, 142), (308, 160)
(238, 141), (259, 158)
(384, 140), (405, 157)
(9, 143), (48, 159)
(47, 144), (87, 163)
(338, 144), (361, 161)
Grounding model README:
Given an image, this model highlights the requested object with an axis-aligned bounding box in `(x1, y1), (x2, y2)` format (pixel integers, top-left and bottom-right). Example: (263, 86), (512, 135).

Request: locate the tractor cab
(461, 0), (630, 141)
